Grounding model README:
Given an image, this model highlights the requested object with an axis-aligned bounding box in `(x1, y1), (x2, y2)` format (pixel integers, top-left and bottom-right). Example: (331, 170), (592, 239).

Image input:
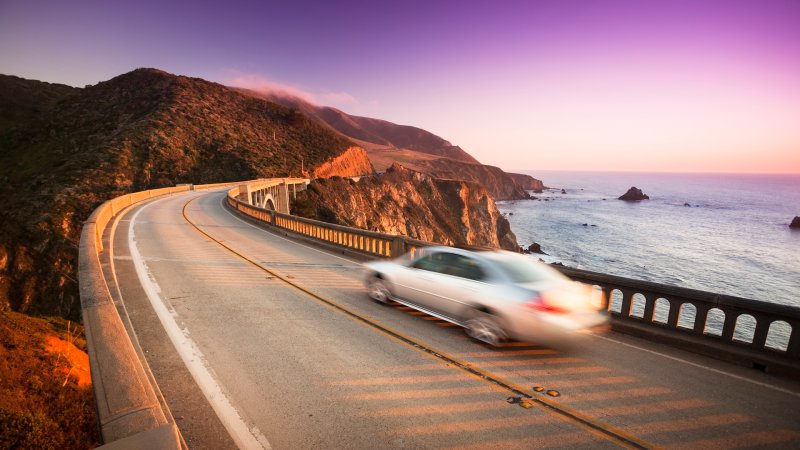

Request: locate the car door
(430, 253), (491, 319)
(389, 251), (451, 307)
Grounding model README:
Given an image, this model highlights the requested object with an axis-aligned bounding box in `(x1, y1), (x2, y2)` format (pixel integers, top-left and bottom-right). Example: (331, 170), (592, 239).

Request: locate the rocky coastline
(293, 164), (519, 251)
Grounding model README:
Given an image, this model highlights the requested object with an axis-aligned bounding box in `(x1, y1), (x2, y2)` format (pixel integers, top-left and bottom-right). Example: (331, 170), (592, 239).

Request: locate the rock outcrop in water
(790, 216), (800, 229)
(292, 164), (519, 251)
(526, 243), (548, 255)
(618, 187), (650, 201)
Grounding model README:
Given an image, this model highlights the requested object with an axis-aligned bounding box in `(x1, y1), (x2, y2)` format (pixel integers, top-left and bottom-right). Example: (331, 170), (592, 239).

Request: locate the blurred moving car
(364, 246), (608, 347)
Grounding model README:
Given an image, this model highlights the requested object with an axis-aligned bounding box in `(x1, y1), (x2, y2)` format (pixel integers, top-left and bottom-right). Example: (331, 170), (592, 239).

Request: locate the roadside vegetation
(0, 310), (99, 449)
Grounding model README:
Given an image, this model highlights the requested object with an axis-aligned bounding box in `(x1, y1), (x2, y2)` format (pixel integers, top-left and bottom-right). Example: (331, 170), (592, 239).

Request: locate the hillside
(0, 310), (98, 448)
(242, 89), (544, 200)
(243, 90), (480, 164)
(0, 75), (78, 133)
(292, 164), (519, 251)
(0, 68), (372, 320)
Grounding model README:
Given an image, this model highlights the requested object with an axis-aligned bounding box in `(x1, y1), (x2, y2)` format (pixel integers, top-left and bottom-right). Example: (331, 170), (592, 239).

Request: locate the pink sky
(1, 0), (798, 173)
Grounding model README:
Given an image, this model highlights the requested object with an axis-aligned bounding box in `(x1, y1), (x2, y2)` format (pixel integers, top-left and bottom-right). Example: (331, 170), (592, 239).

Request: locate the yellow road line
(182, 196), (658, 450)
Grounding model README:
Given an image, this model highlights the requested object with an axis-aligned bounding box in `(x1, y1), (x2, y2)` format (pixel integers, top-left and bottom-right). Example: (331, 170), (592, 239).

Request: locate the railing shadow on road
(78, 178), (800, 447)
(225, 180), (800, 377)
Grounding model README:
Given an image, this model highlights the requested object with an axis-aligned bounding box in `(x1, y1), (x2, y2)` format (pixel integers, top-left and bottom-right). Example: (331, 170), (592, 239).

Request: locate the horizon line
(508, 168), (800, 176)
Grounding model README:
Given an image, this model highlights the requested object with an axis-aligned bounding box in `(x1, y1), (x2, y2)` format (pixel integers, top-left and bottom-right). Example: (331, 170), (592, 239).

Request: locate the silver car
(364, 246), (608, 346)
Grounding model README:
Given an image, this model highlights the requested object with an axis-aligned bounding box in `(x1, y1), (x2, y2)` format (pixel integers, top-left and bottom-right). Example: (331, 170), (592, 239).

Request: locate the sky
(1, 0), (798, 173)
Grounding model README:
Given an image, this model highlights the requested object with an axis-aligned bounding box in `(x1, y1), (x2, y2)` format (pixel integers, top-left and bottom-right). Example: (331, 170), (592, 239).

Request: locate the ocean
(497, 171), (800, 309)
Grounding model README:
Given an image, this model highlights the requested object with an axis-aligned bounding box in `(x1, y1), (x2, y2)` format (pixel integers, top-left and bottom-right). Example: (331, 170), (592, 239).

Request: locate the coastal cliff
(239, 89), (544, 201)
(293, 164), (519, 251)
(312, 146), (374, 178)
(506, 172), (545, 192)
(414, 158), (542, 200)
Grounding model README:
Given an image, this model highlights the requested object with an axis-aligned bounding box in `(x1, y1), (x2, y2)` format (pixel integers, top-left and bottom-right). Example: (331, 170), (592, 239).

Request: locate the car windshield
(485, 253), (566, 284)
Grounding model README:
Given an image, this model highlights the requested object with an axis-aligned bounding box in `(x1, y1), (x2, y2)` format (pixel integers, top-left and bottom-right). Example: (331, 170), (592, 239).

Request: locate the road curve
(109, 189), (800, 449)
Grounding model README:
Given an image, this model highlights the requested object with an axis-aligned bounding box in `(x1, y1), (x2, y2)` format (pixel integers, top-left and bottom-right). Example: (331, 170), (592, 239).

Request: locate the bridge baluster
(598, 285), (611, 311)
(787, 322), (799, 358)
(620, 290), (633, 318)
(721, 312), (737, 342)
(642, 293), (656, 322)
(693, 306), (710, 335)
(751, 319), (770, 349)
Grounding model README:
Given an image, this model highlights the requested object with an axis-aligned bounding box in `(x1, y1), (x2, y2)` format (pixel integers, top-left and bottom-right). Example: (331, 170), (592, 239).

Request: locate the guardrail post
(391, 237), (406, 258)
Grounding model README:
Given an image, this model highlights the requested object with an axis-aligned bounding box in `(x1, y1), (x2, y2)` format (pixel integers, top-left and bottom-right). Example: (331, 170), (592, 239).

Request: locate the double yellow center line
(182, 195), (657, 450)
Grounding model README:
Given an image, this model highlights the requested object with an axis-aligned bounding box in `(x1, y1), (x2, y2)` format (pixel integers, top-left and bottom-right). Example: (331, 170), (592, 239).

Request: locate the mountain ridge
(0, 68), (542, 319)
(238, 88), (544, 199)
(0, 68), (370, 319)
(237, 89), (481, 164)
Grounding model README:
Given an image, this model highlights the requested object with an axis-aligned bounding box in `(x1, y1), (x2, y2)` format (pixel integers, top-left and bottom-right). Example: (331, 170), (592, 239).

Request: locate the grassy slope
(0, 68), (357, 320)
(0, 68), (362, 446)
(0, 310), (99, 449)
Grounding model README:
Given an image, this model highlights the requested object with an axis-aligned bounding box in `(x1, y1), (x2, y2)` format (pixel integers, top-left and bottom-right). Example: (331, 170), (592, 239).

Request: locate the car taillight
(526, 295), (569, 314)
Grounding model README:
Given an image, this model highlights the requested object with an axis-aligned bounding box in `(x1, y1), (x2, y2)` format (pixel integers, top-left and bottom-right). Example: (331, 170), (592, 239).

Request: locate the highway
(108, 189), (800, 449)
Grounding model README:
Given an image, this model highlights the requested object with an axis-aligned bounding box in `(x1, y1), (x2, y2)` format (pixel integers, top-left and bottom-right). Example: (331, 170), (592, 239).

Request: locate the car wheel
(367, 277), (392, 304)
(465, 310), (506, 346)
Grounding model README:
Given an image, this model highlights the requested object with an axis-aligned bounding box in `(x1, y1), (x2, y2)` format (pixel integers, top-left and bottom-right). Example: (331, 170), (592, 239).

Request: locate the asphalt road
(109, 190), (800, 449)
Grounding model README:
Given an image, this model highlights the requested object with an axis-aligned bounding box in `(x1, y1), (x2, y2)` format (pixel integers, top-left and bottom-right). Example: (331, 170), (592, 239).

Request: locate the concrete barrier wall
(79, 181), (248, 448)
(80, 177), (425, 447)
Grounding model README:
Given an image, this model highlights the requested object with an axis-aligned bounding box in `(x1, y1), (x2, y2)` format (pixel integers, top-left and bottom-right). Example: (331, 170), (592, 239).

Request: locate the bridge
(79, 178), (800, 449)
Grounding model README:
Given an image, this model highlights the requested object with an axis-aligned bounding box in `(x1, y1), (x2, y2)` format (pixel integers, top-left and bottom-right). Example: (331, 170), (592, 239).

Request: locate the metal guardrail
(227, 181), (800, 374)
(79, 181), (260, 448)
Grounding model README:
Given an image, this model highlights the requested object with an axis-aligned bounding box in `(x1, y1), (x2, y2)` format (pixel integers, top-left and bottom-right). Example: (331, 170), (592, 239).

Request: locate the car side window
(451, 255), (486, 281)
(411, 252), (486, 281)
(411, 253), (445, 273)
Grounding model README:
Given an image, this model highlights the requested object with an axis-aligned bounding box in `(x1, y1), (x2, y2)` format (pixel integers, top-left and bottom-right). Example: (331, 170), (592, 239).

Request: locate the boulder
(618, 186), (650, 201)
(527, 243), (548, 255)
(790, 216), (800, 229)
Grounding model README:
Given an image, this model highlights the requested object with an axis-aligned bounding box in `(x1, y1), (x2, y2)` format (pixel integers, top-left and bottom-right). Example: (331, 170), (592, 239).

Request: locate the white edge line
(593, 333), (800, 399)
(215, 193), (364, 266)
(129, 194), (272, 450)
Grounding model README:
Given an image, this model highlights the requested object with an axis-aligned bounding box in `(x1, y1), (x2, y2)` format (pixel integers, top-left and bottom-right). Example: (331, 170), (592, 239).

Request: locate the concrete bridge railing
(78, 179), (298, 448)
(227, 180), (800, 376)
(555, 265), (800, 375)
(76, 175), (800, 448)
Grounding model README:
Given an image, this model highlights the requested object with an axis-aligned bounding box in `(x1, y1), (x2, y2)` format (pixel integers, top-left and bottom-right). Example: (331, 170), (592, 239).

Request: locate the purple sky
(1, 0), (798, 173)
